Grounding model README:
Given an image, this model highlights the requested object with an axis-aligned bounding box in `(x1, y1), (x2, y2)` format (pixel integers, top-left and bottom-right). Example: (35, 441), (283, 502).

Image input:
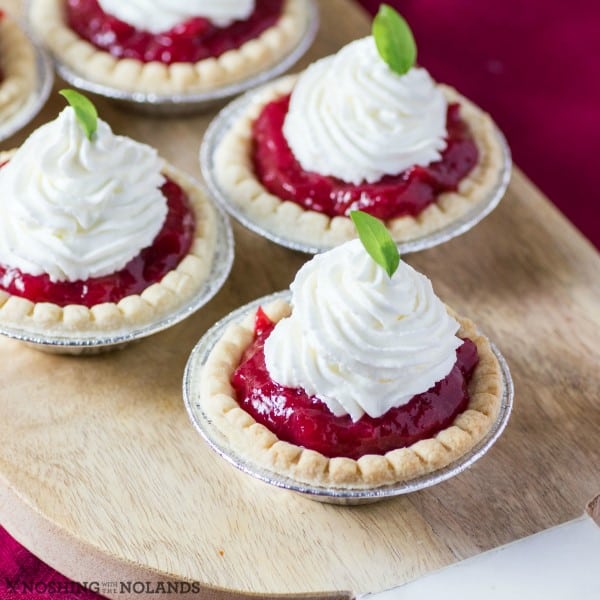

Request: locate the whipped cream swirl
(264, 240), (462, 421)
(0, 107), (167, 283)
(97, 0), (255, 33)
(283, 37), (448, 186)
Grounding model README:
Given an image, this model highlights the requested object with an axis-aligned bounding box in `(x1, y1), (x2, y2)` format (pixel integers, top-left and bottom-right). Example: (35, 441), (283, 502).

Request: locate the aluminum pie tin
(0, 25), (53, 143)
(201, 85), (513, 255)
(0, 195), (234, 355)
(183, 291), (514, 505)
(44, 1), (319, 115)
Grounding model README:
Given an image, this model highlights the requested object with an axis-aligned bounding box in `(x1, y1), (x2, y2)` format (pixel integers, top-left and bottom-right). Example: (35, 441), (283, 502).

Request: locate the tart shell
(0, 151), (219, 337)
(0, 13), (37, 124)
(29, 0), (312, 95)
(211, 75), (507, 248)
(198, 299), (504, 489)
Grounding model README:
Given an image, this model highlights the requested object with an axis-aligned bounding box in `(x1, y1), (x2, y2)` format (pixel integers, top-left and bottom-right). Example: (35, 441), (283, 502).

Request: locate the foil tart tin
(0, 189), (235, 355)
(0, 24), (53, 143)
(200, 85), (513, 255)
(183, 291), (514, 505)
(36, 1), (319, 115)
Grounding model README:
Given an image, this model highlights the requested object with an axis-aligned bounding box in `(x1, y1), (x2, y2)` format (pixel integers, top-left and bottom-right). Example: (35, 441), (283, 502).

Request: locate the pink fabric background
(0, 541), (98, 600)
(1, 1), (598, 599)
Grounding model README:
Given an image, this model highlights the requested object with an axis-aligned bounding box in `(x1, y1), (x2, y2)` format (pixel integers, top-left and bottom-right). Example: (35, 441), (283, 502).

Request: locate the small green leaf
(372, 4), (417, 76)
(350, 210), (400, 278)
(59, 89), (98, 140)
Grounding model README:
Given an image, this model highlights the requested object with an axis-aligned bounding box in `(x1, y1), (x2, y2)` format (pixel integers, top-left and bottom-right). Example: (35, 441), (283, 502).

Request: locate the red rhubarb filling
(231, 308), (479, 460)
(0, 174), (196, 307)
(66, 0), (284, 65)
(252, 94), (479, 219)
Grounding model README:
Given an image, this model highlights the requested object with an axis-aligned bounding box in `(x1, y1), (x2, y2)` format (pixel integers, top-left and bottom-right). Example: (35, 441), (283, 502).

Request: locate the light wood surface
(1, 0), (600, 598)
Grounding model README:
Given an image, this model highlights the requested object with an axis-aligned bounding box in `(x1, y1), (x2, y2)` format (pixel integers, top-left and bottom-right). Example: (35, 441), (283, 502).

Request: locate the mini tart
(199, 299), (503, 489)
(29, 0), (311, 95)
(0, 13), (37, 124)
(213, 75), (506, 248)
(0, 150), (218, 337)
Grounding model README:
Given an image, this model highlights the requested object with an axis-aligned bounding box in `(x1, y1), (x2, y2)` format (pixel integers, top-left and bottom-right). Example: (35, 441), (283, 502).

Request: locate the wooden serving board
(1, 1), (599, 598)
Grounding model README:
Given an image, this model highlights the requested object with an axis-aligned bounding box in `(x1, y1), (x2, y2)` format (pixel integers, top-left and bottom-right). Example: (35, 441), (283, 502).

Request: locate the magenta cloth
(1, 2), (599, 599)
(0, 530), (99, 599)
(362, 0), (600, 247)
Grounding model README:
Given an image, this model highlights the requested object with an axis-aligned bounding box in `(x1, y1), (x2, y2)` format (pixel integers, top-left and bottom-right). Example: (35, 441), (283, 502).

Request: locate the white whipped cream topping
(283, 37), (448, 186)
(97, 0), (255, 32)
(264, 240), (462, 421)
(0, 107), (167, 283)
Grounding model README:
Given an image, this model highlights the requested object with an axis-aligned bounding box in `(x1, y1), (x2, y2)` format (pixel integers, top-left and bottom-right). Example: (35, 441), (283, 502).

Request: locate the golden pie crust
(213, 75), (507, 247)
(0, 13), (37, 124)
(199, 299), (503, 489)
(0, 151), (218, 336)
(29, 0), (311, 95)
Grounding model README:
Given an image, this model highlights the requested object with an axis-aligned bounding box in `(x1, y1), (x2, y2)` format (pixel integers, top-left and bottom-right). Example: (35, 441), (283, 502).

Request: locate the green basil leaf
(59, 89), (98, 140)
(372, 4), (417, 76)
(350, 210), (400, 278)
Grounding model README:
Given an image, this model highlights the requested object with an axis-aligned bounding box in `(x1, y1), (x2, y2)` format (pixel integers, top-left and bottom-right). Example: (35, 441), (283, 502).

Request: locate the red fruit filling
(231, 308), (479, 459)
(0, 175), (196, 307)
(252, 94), (479, 219)
(66, 0), (284, 65)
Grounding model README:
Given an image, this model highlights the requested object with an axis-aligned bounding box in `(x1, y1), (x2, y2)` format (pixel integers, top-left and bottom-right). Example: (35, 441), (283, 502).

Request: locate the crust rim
(0, 15), (37, 124)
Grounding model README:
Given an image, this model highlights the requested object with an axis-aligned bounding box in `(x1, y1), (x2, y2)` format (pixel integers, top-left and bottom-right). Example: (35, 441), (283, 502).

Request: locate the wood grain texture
(1, 0), (600, 597)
